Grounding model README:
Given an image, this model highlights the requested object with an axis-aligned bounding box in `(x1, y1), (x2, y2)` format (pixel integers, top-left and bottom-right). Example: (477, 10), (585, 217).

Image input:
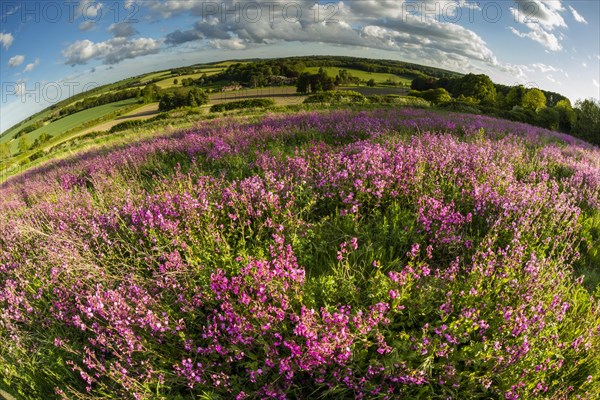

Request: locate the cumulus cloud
(8, 55), (24, 67)
(79, 20), (96, 31)
(509, 25), (562, 52)
(568, 6), (587, 24)
(156, 0), (499, 74)
(108, 22), (138, 38)
(23, 58), (40, 73)
(77, 0), (103, 19)
(63, 37), (162, 65)
(0, 32), (14, 49)
(509, 0), (568, 51)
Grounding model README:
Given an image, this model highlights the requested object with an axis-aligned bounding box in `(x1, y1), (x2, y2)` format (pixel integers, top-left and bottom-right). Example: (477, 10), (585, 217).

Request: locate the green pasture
(305, 67), (412, 85)
(6, 98), (139, 154)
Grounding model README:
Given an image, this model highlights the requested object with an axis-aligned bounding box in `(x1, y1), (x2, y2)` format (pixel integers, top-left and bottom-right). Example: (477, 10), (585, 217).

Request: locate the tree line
(409, 74), (599, 144)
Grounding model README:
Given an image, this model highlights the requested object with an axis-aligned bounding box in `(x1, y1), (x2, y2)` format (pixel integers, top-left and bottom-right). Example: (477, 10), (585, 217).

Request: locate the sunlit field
(1, 108), (598, 399)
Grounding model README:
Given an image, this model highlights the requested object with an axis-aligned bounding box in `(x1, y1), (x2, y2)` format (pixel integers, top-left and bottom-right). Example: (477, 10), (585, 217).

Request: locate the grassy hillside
(0, 107), (598, 399)
(305, 67), (413, 85)
(4, 98), (140, 155)
(155, 68), (225, 89)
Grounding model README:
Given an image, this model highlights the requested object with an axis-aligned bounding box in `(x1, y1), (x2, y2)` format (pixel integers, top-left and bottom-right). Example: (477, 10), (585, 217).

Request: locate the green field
(156, 68), (225, 89)
(1, 109), (54, 144)
(6, 98), (139, 154)
(213, 60), (248, 67)
(305, 67), (413, 85)
(141, 71), (171, 82)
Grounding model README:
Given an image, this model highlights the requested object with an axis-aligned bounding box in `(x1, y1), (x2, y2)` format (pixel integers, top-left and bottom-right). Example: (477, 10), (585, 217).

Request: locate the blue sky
(1, 0), (599, 133)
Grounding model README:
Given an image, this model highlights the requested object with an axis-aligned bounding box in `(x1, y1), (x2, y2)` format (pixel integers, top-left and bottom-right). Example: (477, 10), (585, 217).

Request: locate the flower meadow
(0, 108), (599, 399)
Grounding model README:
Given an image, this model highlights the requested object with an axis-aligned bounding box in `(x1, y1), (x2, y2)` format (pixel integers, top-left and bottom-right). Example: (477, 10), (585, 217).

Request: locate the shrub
(210, 98), (276, 113)
(109, 120), (145, 133)
(303, 90), (367, 104)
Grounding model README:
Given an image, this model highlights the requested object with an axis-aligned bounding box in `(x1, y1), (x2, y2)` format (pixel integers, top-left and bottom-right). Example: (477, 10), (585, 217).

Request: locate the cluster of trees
(571, 99), (600, 144)
(334, 70), (361, 86)
(31, 132), (52, 149)
(285, 56), (458, 79)
(0, 142), (10, 160)
(210, 56), (459, 90)
(411, 74), (599, 144)
(140, 84), (161, 103)
(213, 61), (306, 88)
(296, 68), (336, 93)
(408, 88), (452, 104)
(59, 89), (141, 117)
(14, 131), (53, 155)
(13, 121), (44, 139)
(303, 90), (368, 104)
(179, 74), (208, 87)
(158, 88), (209, 112)
(210, 99), (275, 113)
(412, 74), (498, 105)
(170, 66), (197, 76)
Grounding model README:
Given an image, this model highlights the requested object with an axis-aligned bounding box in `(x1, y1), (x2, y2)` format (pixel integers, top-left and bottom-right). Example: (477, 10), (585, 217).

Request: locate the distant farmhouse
(221, 84), (243, 92)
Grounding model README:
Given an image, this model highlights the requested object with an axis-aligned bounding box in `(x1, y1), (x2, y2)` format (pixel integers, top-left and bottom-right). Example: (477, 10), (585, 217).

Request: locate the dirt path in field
(210, 87), (307, 106)
(77, 103), (160, 136)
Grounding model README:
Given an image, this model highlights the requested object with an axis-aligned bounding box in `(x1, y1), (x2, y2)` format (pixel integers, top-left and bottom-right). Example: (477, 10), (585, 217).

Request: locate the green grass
(156, 68), (226, 89)
(0, 109), (54, 144)
(304, 67), (413, 85)
(6, 99), (139, 154)
(141, 71), (171, 82)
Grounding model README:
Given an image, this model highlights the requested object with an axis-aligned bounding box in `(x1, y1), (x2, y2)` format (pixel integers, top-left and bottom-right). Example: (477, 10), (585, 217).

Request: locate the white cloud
(530, 63), (561, 74)
(23, 58), (40, 73)
(568, 6), (587, 24)
(546, 75), (561, 85)
(511, 0), (566, 30)
(63, 37), (162, 65)
(0, 32), (14, 49)
(108, 22), (138, 38)
(594, 80), (599, 88)
(582, 62), (587, 68)
(508, 25), (562, 51)
(79, 20), (96, 31)
(509, 0), (568, 51)
(8, 55), (24, 67)
(159, 0), (500, 75)
(76, 0), (103, 19)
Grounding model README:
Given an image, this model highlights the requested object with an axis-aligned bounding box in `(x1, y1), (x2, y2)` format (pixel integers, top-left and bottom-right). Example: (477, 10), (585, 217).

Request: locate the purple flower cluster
(0, 108), (598, 399)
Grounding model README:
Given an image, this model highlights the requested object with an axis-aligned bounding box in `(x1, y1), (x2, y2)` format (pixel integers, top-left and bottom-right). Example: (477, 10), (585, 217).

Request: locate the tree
(173, 79), (178, 85)
(573, 99), (600, 144)
(367, 79), (376, 87)
(555, 99), (576, 132)
(0, 143), (10, 160)
(141, 84), (160, 103)
(296, 70), (335, 93)
(537, 107), (559, 130)
(159, 93), (176, 112)
(522, 88), (546, 111)
(411, 76), (437, 91)
(187, 88), (209, 107)
(296, 73), (310, 93)
(18, 136), (31, 153)
(506, 85), (526, 109)
(409, 88), (452, 104)
(159, 88), (209, 112)
(456, 74), (496, 105)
